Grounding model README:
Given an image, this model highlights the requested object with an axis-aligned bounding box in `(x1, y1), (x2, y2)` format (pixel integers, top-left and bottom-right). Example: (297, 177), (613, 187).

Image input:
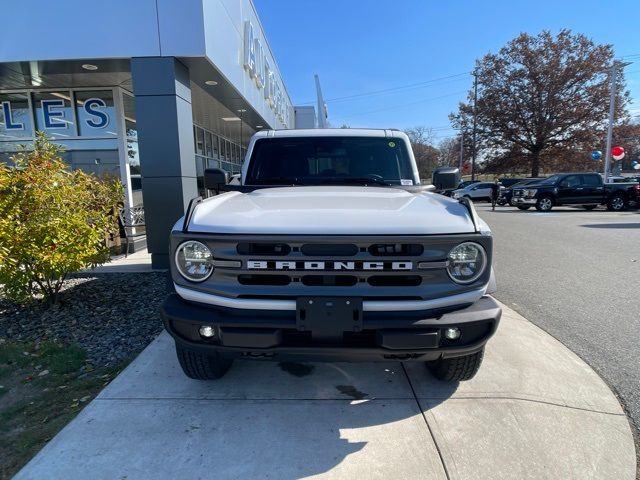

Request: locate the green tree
(0, 133), (123, 304)
(451, 30), (630, 177)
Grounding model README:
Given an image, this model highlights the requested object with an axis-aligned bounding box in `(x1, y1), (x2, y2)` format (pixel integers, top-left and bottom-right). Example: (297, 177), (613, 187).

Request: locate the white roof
(253, 128), (409, 139)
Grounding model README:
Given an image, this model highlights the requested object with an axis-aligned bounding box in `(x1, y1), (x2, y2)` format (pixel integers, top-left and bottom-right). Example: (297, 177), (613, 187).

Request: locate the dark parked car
(512, 173), (640, 212)
(497, 177), (546, 206)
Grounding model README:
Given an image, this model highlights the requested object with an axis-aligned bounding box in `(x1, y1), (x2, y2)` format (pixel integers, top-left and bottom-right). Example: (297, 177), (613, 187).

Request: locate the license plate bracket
(296, 297), (363, 342)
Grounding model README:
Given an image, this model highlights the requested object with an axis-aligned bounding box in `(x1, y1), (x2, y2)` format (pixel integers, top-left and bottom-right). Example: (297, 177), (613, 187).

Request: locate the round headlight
(175, 241), (213, 282)
(446, 242), (487, 284)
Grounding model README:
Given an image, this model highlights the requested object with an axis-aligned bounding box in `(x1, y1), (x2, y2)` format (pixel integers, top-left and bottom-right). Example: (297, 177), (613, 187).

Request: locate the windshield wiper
(248, 177), (301, 185)
(324, 177), (393, 186)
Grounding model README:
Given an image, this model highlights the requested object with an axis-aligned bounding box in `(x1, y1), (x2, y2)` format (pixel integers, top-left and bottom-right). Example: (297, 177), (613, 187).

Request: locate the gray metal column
(131, 57), (197, 269)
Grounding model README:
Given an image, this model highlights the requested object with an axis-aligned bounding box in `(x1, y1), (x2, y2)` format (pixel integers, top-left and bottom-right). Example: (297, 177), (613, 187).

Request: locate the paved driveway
(15, 304), (634, 480)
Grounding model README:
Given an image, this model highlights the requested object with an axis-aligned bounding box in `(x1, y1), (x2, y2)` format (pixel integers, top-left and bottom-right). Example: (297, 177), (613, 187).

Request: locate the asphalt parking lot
(477, 203), (640, 433)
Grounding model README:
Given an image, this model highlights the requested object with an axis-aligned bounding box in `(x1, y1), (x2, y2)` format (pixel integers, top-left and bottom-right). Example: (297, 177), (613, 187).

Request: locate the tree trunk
(530, 150), (541, 177)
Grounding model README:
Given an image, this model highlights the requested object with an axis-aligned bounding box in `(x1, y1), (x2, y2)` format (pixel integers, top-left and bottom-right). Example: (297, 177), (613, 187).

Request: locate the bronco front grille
(171, 233), (492, 303)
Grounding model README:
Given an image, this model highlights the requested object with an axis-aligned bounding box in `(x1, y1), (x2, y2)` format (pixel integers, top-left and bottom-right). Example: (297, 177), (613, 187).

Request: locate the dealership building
(0, 0), (316, 268)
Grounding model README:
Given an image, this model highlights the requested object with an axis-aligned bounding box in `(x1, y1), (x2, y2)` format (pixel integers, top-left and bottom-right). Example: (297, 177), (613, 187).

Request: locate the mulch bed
(0, 273), (167, 367)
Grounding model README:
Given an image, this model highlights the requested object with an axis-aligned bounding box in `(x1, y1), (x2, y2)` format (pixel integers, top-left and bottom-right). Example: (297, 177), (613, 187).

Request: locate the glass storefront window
(0, 92), (33, 141)
(191, 123), (247, 180)
(123, 94), (137, 140)
(232, 143), (238, 164)
(195, 127), (204, 155)
(219, 138), (226, 161)
(33, 91), (75, 138)
(204, 131), (213, 157)
(127, 140), (140, 174)
(74, 90), (116, 137)
(212, 134), (219, 158)
(121, 92), (141, 209)
(195, 155), (206, 197)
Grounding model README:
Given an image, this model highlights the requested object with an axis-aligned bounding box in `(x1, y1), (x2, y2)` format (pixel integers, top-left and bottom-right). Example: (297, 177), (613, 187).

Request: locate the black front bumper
(161, 294), (502, 362)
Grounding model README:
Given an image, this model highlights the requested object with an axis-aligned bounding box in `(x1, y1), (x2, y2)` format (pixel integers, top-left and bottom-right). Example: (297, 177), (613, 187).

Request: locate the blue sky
(254, 0), (640, 143)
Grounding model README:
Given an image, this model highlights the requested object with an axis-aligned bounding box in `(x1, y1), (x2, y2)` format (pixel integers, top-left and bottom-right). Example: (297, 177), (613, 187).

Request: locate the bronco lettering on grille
(246, 260), (413, 271)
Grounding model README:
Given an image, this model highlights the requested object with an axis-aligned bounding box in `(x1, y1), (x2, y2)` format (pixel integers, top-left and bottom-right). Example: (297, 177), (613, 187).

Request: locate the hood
(186, 186), (477, 235)
(512, 182), (547, 191)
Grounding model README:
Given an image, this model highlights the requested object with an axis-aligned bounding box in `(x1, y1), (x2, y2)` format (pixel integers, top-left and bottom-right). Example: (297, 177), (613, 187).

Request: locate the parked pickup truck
(497, 178), (546, 206)
(511, 172), (640, 211)
(161, 129), (501, 382)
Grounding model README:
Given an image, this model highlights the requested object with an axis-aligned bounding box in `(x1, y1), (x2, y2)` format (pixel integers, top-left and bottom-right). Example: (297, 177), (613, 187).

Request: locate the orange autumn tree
(0, 133), (123, 304)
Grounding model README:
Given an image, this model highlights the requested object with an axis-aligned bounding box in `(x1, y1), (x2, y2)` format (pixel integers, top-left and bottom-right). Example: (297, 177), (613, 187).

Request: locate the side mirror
(204, 168), (229, 192)
(432, 167), (461, 191)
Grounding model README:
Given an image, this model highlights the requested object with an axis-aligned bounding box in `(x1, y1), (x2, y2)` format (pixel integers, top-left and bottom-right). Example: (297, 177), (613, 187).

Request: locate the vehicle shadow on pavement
(218, 361), (460, 479)
(580, 222), (640, 229)
(77, 334), (461, 479)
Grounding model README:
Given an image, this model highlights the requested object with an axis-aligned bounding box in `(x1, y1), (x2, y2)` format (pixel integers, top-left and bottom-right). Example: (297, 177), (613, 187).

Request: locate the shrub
(0, 133), (123, 304)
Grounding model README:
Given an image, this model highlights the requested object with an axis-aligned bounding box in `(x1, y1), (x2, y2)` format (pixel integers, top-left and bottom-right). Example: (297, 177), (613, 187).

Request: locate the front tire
(176, 344), (233, 380)
(426, 349), (484, 382)
(607, 195), (626, 211)
(535, 195), (554, 212)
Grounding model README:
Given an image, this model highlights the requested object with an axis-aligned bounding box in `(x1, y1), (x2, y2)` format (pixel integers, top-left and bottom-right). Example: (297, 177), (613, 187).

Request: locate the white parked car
(452, 182), (495, 201)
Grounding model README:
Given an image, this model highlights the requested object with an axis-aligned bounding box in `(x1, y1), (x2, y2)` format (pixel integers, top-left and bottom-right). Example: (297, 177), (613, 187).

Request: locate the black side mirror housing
(432, 167), (461, 191)
(204, 168), (229, 192)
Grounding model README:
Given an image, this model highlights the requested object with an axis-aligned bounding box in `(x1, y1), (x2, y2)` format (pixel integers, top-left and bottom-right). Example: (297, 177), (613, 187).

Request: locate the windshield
(245, 136), (419, 186)
(538, 174), (562, 185)
(512, 178), (544, 188)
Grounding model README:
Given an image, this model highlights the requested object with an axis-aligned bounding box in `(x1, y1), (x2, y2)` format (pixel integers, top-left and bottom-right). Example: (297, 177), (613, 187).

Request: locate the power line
(337, 90), (467, 120)
(299, 72), (471, 105)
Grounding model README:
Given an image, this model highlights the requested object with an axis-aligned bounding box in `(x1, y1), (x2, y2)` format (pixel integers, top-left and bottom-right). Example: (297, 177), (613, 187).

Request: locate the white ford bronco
(161, 129), (501, 381)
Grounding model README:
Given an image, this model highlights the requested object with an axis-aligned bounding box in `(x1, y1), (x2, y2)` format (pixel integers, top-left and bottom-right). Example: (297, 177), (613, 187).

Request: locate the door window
(582, 175), (601, 186)
(562, 176), (581, 188)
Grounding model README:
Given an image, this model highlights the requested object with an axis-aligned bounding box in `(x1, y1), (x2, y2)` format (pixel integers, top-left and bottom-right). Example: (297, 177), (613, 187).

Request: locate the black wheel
(426, 349), (484, 382)
(175, 344), (233, 380)
(516, 205), (531, 210)
(535, 195), (554, 212)
(607, 195), (626, 211)
(497, 200), (506, 206)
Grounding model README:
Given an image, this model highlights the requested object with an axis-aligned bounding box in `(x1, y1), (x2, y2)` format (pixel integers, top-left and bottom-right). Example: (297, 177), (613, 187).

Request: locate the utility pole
(458, 130), (464, 171)
(471, 70), (478, 181)
(603, 60), (632, 183)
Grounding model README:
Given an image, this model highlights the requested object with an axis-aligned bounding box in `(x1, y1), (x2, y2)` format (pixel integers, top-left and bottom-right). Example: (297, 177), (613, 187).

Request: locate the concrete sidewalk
(86, 249), (156, 274)
(15, 303), (636, 479)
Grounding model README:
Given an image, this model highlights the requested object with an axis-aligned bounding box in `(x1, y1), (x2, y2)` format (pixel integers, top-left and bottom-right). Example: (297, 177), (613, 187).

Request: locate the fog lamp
(444, 327), (461, 341)
(199, 326), (216, 338)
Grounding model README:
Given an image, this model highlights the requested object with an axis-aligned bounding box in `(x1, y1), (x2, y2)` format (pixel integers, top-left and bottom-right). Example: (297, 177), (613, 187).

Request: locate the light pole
(603, 61), (632, 183)
(459, 130), (464, 171)
(471, 70), (478, 181)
